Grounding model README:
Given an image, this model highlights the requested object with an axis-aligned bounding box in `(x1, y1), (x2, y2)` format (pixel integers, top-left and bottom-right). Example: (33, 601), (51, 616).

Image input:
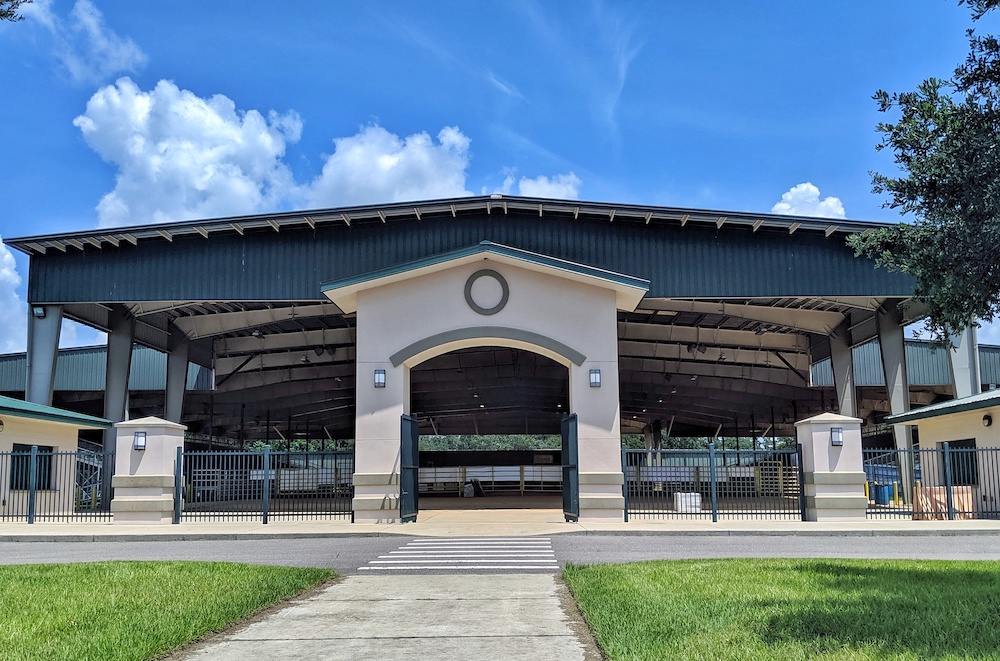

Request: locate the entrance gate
(400, 414), (420, 523)
(561, 413), (579, 522)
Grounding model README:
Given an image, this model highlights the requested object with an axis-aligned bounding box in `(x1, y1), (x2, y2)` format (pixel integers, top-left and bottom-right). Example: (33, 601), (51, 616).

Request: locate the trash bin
(873, 484), (893, 505)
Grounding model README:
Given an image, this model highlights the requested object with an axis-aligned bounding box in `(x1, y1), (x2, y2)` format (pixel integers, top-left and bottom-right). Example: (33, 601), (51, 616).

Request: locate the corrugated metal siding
(28, 213), (915, 303)
(812, 339), (977, 387)
(0, 346), (211, 392)
(982, 346), (1000, 386)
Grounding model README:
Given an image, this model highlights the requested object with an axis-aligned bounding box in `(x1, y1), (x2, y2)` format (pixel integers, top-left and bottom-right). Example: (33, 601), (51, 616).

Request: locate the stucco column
(877, 307), (911, 451)
(830, 322), (857, 418)
(110, 417), (186, 524)
(25, 304), (63, 406)
(795, 413), (867, 521)
(949, 325), (982, 399)
(102, 306), (135, 509)
(164, 323), (190, 423)
(353, 296), (408, 522)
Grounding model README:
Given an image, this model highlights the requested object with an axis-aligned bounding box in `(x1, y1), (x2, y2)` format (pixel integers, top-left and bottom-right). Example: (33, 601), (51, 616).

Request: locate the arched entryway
(407, 346), (569, 515)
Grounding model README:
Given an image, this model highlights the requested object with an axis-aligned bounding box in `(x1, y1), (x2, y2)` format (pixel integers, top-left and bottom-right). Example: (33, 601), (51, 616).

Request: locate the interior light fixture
(590, 368), (602, 388)
(374, 369), (386, 388)
(690, 375), (697, 381)
(314, 346), (325, 357)
(31, 306), (45, 319)
(671, 387), (677, 394)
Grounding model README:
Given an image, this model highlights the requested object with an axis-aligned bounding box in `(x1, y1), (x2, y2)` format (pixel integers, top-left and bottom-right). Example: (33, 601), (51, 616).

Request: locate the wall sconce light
(374, 369), (386, 388)
(830, 427), (843, 447)
(589, 368), (601, 388)
(0, 419), (4, 432)
(984, 414), (993, 428)
(31, 306), (45, 319)
(133, 431), (146, 451)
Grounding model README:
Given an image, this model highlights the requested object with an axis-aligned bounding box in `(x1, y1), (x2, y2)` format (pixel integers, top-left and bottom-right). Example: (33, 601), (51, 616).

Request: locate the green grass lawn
(0, 561), (333, 661)
(564, 558), (1000, 660)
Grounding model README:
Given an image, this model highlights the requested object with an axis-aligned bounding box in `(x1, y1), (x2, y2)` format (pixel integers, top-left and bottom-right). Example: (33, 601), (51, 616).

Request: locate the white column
(877, 308), (910, 451)
(164, 323), (190, 423)
(795, 413), (867, 521)
(830, 322), (857, 418)
(102, 306), (135, 508)
(25, 305), (63, 405)
(949, 325), (982, 399)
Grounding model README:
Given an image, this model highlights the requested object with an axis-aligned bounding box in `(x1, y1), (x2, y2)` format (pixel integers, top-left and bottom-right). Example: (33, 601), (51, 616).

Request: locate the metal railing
(622, 444), (804, 521)
(864, 445), (1000, 520)
(176, 447), (354, 523)
(0, 447), (112, 523)
(418, 465), (562, 495)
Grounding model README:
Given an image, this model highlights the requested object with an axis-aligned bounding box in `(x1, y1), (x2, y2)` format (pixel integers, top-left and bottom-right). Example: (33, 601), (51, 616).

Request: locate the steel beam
(949, 325), (982, 399)
(829, 321), (857, 417)
(164, 323), (189, 423)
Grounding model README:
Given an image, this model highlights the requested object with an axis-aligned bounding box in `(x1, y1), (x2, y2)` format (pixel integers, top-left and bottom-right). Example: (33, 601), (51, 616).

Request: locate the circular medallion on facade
(464, 269), (509, 315)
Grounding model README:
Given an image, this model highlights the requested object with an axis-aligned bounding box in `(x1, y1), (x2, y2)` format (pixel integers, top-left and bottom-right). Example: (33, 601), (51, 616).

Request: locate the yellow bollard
(893, 481), (899, 505)
(864, 481), (870, 500)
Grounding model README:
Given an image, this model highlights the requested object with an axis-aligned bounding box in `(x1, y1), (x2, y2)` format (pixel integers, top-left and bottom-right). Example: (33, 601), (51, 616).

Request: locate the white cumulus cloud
(0, 240), (27, 354)
(771, 182), (846, 219)
(23, 0), (146, 85)
(305, 125), (472, 207)
(74, 78), (303, 227)
(517, 172), (582, 199)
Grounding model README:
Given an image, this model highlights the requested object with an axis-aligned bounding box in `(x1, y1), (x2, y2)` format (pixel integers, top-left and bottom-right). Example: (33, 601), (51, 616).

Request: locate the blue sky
(0, 0), (996, 351)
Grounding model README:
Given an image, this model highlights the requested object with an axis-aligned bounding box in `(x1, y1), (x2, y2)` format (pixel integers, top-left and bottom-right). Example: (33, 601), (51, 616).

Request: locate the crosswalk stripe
(359, 537), (558, 573)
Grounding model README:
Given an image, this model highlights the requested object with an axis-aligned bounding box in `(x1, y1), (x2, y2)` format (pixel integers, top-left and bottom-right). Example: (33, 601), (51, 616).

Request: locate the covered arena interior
(4, 195), (984, 521)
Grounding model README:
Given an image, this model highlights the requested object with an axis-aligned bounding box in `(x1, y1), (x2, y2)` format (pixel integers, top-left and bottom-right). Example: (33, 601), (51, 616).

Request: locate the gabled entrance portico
(322, 242), (649, 522)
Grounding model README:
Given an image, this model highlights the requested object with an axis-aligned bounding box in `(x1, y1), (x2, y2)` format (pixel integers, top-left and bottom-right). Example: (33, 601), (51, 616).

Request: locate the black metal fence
(864, 444), (1000, 520)
(623, 444), (804, 521)
(0, 446), (111, 523)
(176, 447), (354, 523)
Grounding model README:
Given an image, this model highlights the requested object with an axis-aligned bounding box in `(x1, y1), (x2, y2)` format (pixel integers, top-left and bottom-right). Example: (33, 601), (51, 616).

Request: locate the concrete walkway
(179, 574), (600, 661)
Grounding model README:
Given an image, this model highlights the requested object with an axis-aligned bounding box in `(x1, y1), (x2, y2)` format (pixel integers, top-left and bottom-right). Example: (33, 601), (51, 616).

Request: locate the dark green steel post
(27, 445), (38, 524)
(797, 443), (807, 521)
(708, 442), (718, 523)
(173, 446), (183, 524)
(943, 442), (955, 520)
(621, 444), (629, 523)
(262, 444), (271, 524)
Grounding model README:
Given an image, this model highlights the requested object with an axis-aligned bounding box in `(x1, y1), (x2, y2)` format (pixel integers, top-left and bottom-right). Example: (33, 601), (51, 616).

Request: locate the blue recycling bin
(873, 484), (893, 505)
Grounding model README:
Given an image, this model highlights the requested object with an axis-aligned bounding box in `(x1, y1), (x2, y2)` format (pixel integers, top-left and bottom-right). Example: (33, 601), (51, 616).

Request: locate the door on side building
(400, 414), (420, 523)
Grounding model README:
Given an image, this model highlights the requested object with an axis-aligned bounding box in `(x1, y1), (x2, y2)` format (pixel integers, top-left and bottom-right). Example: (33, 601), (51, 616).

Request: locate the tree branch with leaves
(848, 1), (1000, 343)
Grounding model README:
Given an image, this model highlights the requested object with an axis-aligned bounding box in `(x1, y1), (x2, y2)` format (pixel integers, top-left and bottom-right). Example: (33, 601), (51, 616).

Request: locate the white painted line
(387, 553), (555, 557)
(358, 565), (559, 571)
(371, 559), (557, 564)
(404, 543), (552, 548)
(411, 538), (551, 542)
(379, 555), (555, 560)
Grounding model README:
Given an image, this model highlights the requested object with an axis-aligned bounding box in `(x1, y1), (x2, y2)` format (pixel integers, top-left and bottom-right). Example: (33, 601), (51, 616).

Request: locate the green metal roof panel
(19, 210), (915, 304)
(981, 345), (1000, 386)
(886, 388), (1000, 424)
(0, 394), (111, 428)
(320, 241), (651, 293)
(811, 339), (990, 388)
(0, 345), (212, 392)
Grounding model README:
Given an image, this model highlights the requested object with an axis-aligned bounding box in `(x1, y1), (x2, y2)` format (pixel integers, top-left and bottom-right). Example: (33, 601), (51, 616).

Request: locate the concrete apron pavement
(179, 573), (600, 661)
(5, 507), (1000, 540)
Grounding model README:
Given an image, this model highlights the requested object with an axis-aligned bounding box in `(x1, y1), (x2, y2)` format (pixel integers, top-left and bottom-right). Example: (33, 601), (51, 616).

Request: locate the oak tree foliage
(0, 0), (31, 22)
(847, 0), (1000, 343)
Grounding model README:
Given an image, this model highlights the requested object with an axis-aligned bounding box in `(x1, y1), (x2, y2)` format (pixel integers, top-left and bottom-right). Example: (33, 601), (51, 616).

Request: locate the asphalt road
(2, 533), (1000, 574)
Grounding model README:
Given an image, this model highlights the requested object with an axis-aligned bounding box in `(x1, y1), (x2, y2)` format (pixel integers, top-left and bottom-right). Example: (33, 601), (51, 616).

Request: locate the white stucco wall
(351, 257), (625, 521)
(0, 417), (81, 516)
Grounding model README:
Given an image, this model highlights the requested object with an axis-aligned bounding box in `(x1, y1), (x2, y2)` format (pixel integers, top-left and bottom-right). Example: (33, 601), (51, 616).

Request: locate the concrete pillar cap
(794, 412), (863, 426)
(114, 416), (187, 431)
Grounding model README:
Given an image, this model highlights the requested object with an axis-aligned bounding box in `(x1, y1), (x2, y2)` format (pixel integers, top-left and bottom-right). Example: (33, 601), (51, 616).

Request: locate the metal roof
(0, 394), (111, 429)
(4, 194), (893, 257)
(811, 340), (1000, 388)
(886, 388), (1000, 424)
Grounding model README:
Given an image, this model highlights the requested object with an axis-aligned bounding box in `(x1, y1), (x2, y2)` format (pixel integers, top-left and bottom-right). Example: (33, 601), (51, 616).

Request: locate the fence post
(709, 442), (718, 523)
(621, 444), (629, 523)
(943, 442), (955, 521)
(27, 445), (38, 524)
(796, 443), (807, 521)
(262, 444), (271, 525)
(173, 446), (183, 525)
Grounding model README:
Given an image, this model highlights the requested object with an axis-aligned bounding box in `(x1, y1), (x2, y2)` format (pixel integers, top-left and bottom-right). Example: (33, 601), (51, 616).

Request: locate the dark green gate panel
(400, 414), (419, 523)
(562, 413), (579, 523)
